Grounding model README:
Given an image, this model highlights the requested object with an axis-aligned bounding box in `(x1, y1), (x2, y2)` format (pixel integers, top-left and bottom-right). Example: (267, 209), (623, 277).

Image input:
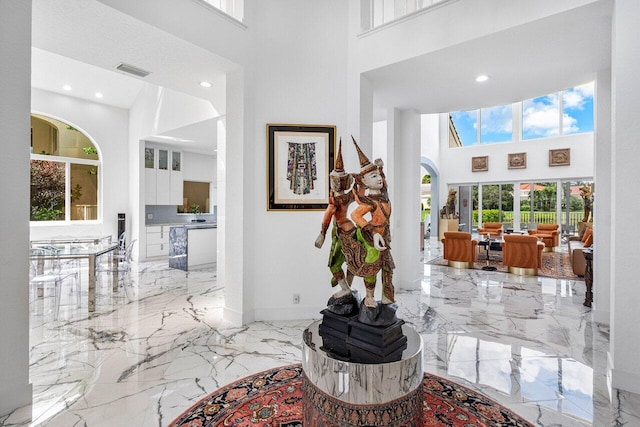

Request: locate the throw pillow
(584, 234), (593, 247)
(578, 224), (587, 239)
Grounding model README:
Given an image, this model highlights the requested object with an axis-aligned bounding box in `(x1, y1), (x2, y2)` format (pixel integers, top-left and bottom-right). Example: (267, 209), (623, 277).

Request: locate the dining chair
(29, 246), (80, 320)
(97, 239), (137, 291)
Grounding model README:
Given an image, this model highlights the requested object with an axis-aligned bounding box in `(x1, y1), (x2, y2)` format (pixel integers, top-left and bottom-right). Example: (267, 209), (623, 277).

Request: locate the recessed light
(63, 85), (72, 91)
(199, 81), (212, 88)
(475, 75), (489, 83)
(95, 92), (103, 98)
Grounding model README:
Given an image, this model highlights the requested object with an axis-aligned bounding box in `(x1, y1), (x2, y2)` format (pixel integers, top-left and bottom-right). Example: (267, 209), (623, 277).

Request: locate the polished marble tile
(1, 240), (640, 426)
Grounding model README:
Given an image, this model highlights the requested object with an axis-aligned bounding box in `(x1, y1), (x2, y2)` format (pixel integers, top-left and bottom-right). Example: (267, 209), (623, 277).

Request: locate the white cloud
(562, 113), (578, 133)
(563, 82), (594, 110)
(523, 103), (560, 137)
(481, 105), (512, 134)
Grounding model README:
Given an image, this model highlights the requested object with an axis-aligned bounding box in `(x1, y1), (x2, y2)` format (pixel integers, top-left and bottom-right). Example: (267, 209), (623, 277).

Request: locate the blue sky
(451, 82), (594, 144)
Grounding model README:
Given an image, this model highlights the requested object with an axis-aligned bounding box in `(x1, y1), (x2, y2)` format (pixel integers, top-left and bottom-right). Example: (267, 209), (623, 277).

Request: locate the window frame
(30, 153), (102, 225)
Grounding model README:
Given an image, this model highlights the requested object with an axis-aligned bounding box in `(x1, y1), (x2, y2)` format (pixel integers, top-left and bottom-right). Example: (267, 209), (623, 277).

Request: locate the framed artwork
(508, 152), (527, 169)
(472, 156), (489, 172)
(549, 148), (570, 166)
(267, 124), (336, 211)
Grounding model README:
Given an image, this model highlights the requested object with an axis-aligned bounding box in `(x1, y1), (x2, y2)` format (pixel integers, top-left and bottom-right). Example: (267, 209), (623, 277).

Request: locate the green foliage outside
(421, 174), (431, 184)
(472, 210), (584, 225)
(30, 160), (65, 221)
(421, 209), (431, 222)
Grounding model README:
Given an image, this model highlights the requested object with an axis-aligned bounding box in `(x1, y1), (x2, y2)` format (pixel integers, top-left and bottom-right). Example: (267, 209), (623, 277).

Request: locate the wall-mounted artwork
(472, 156), (488, 172)
(508, 152), (527, 169)
(549, 148), (570, 166)
(267, 124), (335, 211)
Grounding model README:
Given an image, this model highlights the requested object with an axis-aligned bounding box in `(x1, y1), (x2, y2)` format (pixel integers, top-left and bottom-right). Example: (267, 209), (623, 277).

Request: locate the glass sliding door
(500, 184), (514, 228)
(533, 182), (557, 224)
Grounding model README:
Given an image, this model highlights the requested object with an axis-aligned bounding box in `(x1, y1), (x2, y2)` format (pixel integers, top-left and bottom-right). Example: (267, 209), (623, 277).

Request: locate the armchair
(501, 234), (544, 276)
(441, 231), (478, 268)
(477, 222), (503, 240)
(568, 225), (593, 276)
(528, 223), (560, 252)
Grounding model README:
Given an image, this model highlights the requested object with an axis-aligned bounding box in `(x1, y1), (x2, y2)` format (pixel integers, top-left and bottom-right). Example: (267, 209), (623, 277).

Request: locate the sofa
(501, 234), (545, 276)
(441, 231), (478, 268)
(477, 222), (503, 240)
(528, 223), (560, 251)
(568, 224), (593, 276)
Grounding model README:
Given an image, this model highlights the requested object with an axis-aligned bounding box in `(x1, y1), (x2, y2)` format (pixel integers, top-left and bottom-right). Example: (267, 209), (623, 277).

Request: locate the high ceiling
(31, 0), (231, 154)
(365, 1), (612, 119)
(30, 1), (613, 143)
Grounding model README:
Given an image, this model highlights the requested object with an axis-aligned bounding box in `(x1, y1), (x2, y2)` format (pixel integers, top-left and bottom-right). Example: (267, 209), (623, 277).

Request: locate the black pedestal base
(319, 309), (407, 363)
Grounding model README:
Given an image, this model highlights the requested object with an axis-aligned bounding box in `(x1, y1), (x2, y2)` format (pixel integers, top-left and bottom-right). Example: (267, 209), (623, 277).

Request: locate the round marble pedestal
(301, 320), (424, 426)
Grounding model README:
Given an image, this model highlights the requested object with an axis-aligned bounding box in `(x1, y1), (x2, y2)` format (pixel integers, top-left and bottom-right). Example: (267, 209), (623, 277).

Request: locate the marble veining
(1, 240), (640, 426)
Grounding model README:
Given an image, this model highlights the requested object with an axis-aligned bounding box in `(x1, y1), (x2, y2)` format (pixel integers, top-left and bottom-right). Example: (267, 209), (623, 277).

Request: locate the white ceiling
(365, 1), (613, 119)
(31, 0), (232, 154)
(30, 1), (613, 147)
(31, 48), (145, 110)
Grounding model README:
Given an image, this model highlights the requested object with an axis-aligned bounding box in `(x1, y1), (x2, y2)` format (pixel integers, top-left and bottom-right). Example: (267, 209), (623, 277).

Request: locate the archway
(420, 156), (440, 240)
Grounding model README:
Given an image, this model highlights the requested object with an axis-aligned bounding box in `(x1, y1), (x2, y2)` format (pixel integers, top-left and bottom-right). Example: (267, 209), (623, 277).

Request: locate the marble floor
(2, 240), (640, 426)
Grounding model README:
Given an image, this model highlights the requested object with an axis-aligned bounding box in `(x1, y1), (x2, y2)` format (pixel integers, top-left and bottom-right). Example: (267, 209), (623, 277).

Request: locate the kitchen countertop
(169, 223), (217, 229)
(146, 221), (217, 227)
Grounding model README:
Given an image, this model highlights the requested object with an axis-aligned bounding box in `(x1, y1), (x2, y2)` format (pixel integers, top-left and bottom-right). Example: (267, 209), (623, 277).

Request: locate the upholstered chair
(501, 234), (545, 276)
(441, 231), (478, 268)
(528, 223), (560, 252)
(568, 225), (593, 276)
(477, 222), (503, 240)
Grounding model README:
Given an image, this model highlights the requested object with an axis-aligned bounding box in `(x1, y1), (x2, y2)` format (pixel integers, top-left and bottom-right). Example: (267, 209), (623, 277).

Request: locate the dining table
(30, 238), (119, 312)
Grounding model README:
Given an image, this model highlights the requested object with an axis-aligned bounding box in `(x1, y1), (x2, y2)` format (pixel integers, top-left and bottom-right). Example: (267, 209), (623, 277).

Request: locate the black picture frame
(267, 124), (336, 211)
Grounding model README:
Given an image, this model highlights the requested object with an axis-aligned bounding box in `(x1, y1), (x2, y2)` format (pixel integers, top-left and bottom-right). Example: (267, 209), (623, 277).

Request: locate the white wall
(439, 131), (594, 188)
(352, 0), (599, 76)
(0, 0), (33, 414)
(29, 88), (130, 241)
(610, 0), (640, 395)
(245, 0), (350, 320)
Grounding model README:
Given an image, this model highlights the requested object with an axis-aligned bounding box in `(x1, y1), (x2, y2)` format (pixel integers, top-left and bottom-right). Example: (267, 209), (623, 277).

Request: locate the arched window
(30, 114), (101, 222)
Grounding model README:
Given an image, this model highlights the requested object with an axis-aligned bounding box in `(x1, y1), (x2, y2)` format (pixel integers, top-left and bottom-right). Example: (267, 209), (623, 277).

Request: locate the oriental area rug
(169, 364), (533, 427)
(427, 251), (581, 281)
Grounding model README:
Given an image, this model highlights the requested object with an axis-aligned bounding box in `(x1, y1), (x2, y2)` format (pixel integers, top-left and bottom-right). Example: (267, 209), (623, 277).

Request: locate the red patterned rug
(427, 250), (581, 281)
(169, 364), (533, 426)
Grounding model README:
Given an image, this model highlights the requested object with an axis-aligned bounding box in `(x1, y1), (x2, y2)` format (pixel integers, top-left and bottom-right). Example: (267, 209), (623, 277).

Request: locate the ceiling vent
(115, 62), (151, 78)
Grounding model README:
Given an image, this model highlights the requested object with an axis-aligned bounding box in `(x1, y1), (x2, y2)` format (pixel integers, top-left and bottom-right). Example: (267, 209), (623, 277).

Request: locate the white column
(0, 0), (33, 415)
(593, 68), (611, 325)
(387, 108), (422, 291)
(513, 182), (521, 231)
(221, 68), (255, 325)
(477, 185), (483, 226)
(555, 180), (562, 226)
(610, 0), (640, 394)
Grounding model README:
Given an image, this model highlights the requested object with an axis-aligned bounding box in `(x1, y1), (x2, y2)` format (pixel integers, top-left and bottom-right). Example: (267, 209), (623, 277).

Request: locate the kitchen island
(168, 223), (217, 271)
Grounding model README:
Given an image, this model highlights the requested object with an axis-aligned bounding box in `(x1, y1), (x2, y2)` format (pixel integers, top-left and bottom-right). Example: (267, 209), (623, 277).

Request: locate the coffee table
(478, 239), (502, 271)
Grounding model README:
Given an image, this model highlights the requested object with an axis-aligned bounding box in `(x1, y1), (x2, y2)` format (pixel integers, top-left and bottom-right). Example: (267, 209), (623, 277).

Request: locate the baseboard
(609, 356), (640, 394)
(592, 307), (610, 325)
(223, 306), (245, 326)
(254, 305), (324, 322)
(0, 382), (32, 418)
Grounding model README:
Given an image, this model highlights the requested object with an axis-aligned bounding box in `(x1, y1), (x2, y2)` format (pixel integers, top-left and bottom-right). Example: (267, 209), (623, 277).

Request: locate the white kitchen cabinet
(144, 145), (183, 206)
(170, 151), (184, 205)
(187, 227), (217, 268)
(146, 225), (170, 258)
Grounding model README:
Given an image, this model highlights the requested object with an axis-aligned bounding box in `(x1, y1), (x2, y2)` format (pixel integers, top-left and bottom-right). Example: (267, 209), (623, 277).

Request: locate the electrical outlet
(293, 294), (300, 304)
